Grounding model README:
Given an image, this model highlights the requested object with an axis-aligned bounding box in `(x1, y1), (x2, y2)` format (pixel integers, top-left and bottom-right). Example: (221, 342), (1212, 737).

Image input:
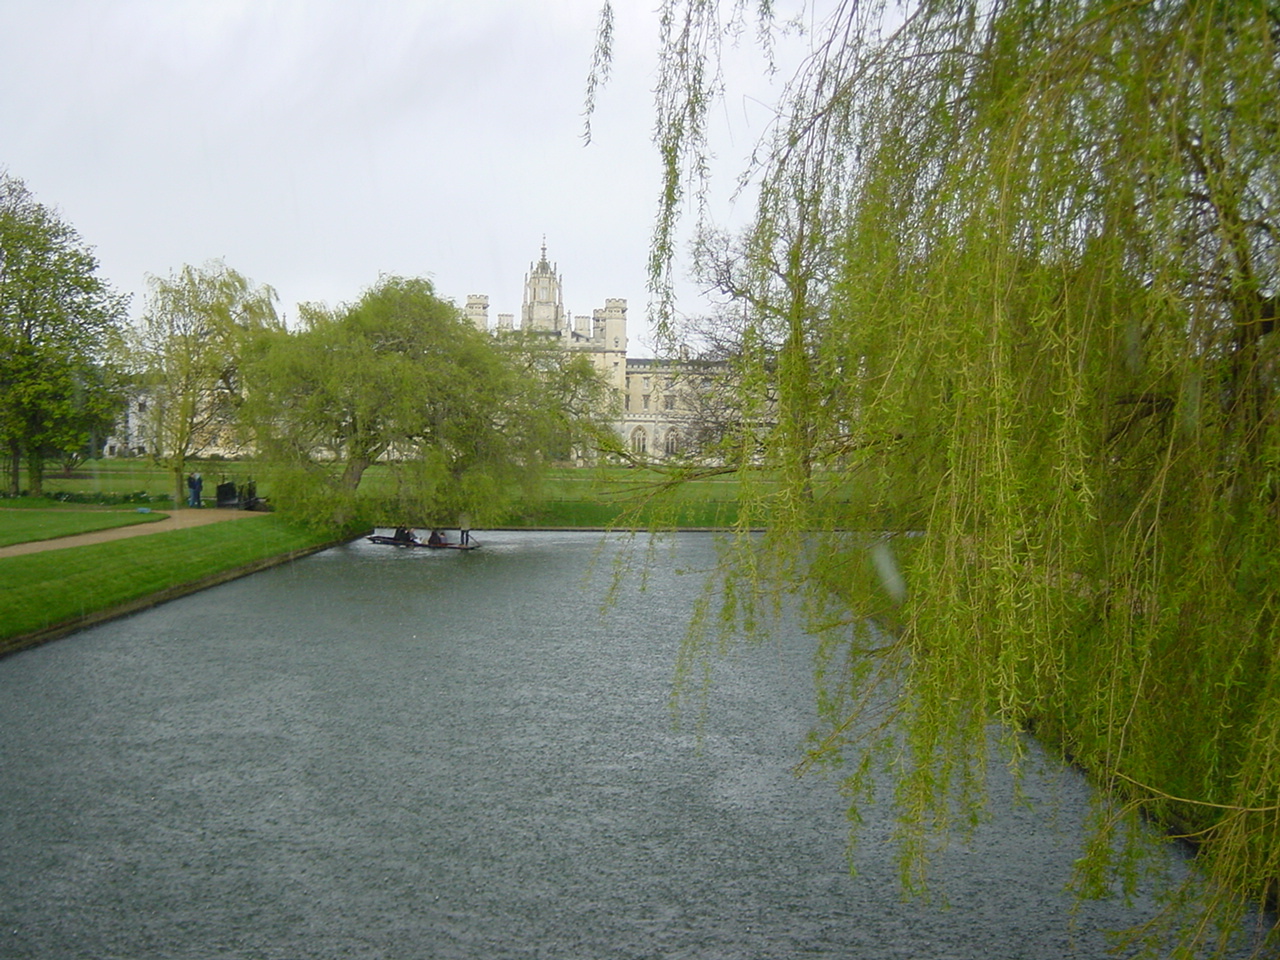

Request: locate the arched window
(664, 430), (681, 456)
(630, 427), (647, 454)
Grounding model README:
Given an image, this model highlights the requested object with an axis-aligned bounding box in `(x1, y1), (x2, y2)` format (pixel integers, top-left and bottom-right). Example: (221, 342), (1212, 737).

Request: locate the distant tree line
(130, 266), (613, 527)
(0, 172), (614, 526)
(238, 274), (612, 526)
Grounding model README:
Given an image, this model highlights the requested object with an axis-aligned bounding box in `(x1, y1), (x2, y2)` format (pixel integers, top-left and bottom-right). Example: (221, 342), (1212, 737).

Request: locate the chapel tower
(521, 239), (567, 336)
(464, 294), (490, 332)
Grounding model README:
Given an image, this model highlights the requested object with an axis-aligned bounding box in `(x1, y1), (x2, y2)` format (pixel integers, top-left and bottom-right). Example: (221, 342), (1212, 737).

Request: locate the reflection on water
(0, 532), (1257, 958)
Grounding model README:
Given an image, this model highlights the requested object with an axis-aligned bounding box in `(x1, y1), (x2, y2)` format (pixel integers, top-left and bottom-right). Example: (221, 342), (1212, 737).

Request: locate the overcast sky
(1, 0), (813, 354)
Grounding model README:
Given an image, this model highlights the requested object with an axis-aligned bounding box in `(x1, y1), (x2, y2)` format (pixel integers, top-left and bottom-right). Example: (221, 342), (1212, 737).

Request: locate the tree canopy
(599, 0), (1280, 952)
(0, 173), (128, 495)
(132, 260), (281, 507)
(243, 276), (612, 526)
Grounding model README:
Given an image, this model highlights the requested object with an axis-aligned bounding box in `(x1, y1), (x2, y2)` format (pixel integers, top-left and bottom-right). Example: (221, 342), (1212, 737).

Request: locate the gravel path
(0, 508), (270, 559)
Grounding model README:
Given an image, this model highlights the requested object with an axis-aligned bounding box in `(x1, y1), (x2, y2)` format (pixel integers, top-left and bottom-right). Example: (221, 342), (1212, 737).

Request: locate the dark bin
(216, 481), (240, 508)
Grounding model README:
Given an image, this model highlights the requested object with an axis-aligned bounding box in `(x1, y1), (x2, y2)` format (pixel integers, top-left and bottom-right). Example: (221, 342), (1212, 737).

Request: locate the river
(0, 531), (1258, 958)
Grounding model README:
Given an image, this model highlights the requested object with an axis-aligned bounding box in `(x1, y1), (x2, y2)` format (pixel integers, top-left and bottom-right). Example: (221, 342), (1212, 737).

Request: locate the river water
(0, 531), (1257, 958)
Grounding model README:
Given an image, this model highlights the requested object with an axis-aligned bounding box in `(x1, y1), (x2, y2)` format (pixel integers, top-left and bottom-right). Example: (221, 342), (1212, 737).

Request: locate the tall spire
(523, 237), (564, 333)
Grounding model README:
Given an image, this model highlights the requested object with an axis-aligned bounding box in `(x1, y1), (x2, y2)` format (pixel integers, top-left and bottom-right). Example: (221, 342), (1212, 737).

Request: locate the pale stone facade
(467, 242), (629, 399)
(465, 241), (740, 461)
(109, 243), (717, 463)
(620, 354), (741, 461)
(620, 359), (683, 457)
(468, 242), (654, 453)
(105, 388), (245, 461)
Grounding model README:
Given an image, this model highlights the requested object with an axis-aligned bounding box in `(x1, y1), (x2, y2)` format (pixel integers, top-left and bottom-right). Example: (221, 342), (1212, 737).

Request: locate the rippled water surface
(0, 531), (1250, 958)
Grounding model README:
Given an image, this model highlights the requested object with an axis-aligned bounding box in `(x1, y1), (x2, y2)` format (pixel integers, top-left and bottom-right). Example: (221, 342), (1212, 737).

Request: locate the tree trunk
(340, 456), (371, 492)
(7, 441), (20, 497)
(26, 449), (43, 497)
(172, 462), (187, 509)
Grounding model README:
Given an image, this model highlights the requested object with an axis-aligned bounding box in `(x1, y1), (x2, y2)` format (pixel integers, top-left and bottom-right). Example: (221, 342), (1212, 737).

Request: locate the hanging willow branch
(599, 0), (1280, 955)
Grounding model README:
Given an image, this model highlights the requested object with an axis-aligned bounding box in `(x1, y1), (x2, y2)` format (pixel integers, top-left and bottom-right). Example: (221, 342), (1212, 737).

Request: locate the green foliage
(623, 0), (1280, 952)
(131, 260), (280, 506)
(39, 489), (170, 506)
(243, 277), (614, 527)
(512, 470), (747, 529)
(30, 456), (205, 500)
(0, 173), (129, 496)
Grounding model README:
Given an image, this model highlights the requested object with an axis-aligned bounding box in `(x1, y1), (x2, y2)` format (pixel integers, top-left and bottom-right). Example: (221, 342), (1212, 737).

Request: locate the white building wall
(470, 242), (724, 460)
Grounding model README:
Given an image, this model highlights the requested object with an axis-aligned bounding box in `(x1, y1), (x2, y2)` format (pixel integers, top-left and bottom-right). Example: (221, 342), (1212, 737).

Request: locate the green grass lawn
(37, 459), (259, 500)
(24, 459), (872, 531)
(510, 466), (750, 528)
(33, 460), (756, 528)
(0, 515), (346, 652)
(0, 504), (167, 548)
(514, 466), (863, 529)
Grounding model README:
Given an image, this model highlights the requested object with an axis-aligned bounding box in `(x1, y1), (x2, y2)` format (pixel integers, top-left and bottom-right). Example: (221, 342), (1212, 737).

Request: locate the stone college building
(108, 243), (712, 462)
(465, 242), (700, 460)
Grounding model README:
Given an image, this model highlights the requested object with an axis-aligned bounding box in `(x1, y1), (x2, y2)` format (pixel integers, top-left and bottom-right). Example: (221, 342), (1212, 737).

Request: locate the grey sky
(2, 0), (807, 352)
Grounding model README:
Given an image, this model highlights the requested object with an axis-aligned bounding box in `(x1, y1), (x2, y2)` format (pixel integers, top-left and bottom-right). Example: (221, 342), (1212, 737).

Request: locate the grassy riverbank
(3, 457), (862, 656)
(27, 459), (762, 529)
(0, 513), (349, 655)
(0, 459), (757, 656)
(0, 503), (166, 547)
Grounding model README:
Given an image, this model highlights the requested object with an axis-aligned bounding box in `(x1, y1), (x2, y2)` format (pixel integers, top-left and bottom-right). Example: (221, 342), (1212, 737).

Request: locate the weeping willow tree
(594, 0), (1280, 953)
